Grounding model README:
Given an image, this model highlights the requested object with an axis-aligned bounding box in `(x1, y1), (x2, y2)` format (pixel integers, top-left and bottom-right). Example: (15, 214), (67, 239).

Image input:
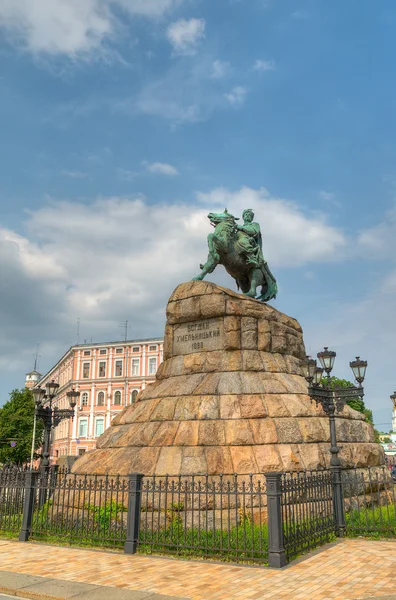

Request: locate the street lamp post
(32, 381), (80, 469)
(32, 381), (79, 507)
(302, 348), (368, 536)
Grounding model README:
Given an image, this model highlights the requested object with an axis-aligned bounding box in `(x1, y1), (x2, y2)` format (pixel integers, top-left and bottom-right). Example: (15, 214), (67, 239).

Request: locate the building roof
(25, 369), (42, 377)
(72, 337), (163, 349)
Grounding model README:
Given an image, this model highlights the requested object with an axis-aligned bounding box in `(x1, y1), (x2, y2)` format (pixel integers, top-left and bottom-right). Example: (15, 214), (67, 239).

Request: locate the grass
(0, 513), (22, 539)
(29, 499), (127, 549)
(346, 505), (396, 539)
(138, 515), (269, 564)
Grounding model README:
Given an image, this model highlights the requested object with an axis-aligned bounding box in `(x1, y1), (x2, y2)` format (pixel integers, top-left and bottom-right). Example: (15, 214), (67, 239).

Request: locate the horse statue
(193, 208), (278, 302)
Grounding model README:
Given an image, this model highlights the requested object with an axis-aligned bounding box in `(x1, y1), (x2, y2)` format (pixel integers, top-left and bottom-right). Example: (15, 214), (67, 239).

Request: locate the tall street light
(32, 381), (80, 470)
(302, 348), (367, 536)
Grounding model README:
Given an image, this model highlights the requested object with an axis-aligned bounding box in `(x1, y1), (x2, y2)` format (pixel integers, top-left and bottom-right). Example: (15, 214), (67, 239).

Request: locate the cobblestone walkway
(0, 539), (396, 600)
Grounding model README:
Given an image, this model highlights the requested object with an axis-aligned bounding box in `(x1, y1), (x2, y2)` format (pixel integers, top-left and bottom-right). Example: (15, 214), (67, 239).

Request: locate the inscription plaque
(173, 317), (224, 356)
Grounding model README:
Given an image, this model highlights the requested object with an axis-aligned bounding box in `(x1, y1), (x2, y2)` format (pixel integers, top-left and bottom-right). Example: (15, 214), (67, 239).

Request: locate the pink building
(35, 338), (163, 461)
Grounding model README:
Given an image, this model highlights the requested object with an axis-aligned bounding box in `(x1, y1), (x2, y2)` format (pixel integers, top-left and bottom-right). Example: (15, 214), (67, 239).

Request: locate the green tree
(0, 388), (44, 465)
(327, 376), (379, 441)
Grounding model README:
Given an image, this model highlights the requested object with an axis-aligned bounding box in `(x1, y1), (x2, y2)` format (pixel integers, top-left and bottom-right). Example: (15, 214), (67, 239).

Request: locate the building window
(115, 360), (123, 376)
(78, 448), (86, 456)
(95, 418), (105, 437)
(132, 359), (140, 376)
(132, 346), (140, 352)
(97, 391), (105, 406)
(83, 350), (91, 356)
(148, 357), (157, 375)
(99, 349), (107, 355)
(81, 392), (88, 406)
(83, 363), (90, 378)
(116, 348), (123, 354)
(149, 345), (157, 351)
(78, 419), (88, 438)
(98, 361), (106, 377)
(114, 391), (122, 405)
(131, 390), (139, 404)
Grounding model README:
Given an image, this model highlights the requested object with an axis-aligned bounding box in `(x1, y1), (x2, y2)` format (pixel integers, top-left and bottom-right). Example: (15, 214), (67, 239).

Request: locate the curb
(0, 571), (190, 600)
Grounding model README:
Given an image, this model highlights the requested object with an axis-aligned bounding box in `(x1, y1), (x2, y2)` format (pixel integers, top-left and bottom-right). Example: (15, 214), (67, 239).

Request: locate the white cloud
(0, 0), (185, 59)
(224, 86), (247, 108)
(166, 18), (206, 55)
(146, 162), (179, 176)
(253, 59), (275, 72)
(210, 60), (231, 79)
(0, 0), (112, 58)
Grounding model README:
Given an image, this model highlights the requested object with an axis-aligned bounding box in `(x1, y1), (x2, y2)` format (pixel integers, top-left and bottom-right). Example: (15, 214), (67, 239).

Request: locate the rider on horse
(236, 209), (264, 268)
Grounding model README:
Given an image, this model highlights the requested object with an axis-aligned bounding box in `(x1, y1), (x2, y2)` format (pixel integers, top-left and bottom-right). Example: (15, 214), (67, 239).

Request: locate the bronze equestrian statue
(193, 208), (278, 302)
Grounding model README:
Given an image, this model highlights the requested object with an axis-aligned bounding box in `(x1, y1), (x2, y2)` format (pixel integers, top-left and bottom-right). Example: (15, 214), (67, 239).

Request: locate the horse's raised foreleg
(192, 233), (220, 281)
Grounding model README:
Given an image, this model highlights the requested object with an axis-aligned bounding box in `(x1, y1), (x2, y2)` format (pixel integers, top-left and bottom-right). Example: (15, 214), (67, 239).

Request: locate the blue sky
(1, 0), (396, 430)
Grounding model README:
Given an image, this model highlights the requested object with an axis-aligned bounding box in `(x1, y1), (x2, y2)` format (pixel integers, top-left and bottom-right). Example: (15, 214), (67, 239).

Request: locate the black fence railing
(138, 474), (268, 564)
(0, 465), (395, 566)
(0, 466), (28, 537)
(343, 467), (396, 538)
(281, 470), (335, 561)
(30, 470), (129, 549)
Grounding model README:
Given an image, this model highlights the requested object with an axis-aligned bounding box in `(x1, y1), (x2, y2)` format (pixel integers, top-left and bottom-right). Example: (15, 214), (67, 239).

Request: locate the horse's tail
(260, 262), (278, 301)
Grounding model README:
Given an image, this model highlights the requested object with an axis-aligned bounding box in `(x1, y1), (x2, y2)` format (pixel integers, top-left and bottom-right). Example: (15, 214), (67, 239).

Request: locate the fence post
(38, 465), (49, 509)
(331, 465), (346, 537)
(19, 470), (39, 542)
(265, 472), (287, 568)
(124, 472), (144, 554)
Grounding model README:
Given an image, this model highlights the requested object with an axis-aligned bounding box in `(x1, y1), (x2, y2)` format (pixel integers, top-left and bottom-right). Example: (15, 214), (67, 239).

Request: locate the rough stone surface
(73, 281), (384, 476)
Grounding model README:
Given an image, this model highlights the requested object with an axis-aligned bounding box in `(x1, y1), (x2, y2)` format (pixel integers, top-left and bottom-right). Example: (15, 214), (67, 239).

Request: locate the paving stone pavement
(0, 539), (395, 600)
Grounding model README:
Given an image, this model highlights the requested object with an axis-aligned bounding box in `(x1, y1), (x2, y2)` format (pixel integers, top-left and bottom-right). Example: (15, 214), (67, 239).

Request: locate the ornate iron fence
(138, 474), (268, 564)
(281, 470), (335, 561)
(29, 470), (129, 549)
(0, 466), (27, 536)
(343, 467), (396, 538)
(1, 465), (395, 566)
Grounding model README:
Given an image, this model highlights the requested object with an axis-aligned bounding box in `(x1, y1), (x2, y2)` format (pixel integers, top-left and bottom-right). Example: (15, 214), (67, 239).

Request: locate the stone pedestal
(72, 281), (384, 476)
